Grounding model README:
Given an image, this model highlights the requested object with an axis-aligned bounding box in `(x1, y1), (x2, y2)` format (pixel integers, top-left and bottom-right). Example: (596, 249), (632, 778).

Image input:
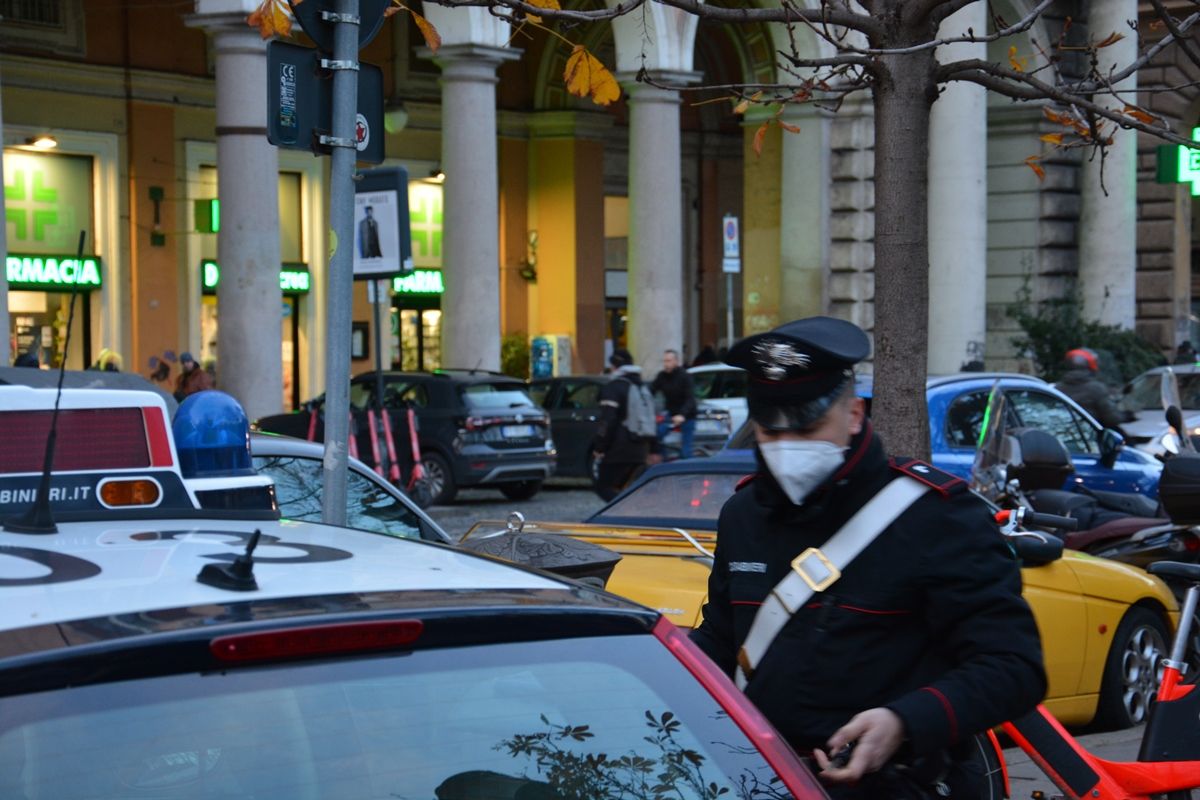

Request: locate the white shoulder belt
(735, 476), (930, 689)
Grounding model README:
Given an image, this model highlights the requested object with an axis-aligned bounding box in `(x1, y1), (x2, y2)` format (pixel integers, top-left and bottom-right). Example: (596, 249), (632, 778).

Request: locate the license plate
(697, 419), (723, 434)
(502, 424), (536, 438)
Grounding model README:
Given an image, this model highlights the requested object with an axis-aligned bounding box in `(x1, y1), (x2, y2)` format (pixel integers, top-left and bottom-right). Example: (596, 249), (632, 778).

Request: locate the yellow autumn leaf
(1008, 45), (1027, 72)
(411, 9), (441, 53)
(1095, 32), (1126, 48)
(780, 121), (801, 134)
(1039, 133), (1064, 145)
(733, 90), (763, 116)
(524, 0), (560, 22)
(753, 122), (769, 157)
(563, 45), (620, 107)
(248, 0), (292, 39)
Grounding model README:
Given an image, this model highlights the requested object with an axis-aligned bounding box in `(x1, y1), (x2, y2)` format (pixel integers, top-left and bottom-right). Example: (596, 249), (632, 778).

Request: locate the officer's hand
(671, 414), (685, 426)
(812, 708), (905, 784)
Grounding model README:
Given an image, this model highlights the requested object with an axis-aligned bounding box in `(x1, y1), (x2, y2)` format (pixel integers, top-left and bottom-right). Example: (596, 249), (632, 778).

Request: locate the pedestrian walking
(651, 349), (698, 459)
(592, 349), (655, 501)
(691, 316), (1045, 799)
(1055, 347), (1128, 431)
(174, 351), (214, 402)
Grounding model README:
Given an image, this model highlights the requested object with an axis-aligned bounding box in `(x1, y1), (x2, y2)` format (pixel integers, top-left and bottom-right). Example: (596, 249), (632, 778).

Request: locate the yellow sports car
(465, 458), (1180, 731)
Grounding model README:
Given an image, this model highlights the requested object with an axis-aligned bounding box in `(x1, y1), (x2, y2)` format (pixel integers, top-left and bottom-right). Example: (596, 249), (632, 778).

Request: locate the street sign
(353, 167), (413, 279)
(266, 40), (385, 164)
(722, 214), (741, 274)
(288, 0), (391, 53)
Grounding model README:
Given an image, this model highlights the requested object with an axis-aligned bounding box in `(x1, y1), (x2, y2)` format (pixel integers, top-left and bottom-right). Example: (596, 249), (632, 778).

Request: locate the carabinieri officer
(690, 316), (1045, 799)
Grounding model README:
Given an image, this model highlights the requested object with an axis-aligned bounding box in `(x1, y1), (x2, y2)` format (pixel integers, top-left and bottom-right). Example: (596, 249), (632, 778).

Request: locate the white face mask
(758, 440), (847, 506)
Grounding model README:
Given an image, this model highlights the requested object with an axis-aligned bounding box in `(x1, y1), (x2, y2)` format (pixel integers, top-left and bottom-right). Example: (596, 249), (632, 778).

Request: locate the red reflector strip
(0, 408), (150, 473)
(142, 406), (174, 467)
(651, 618), (826, 799)
(210, 620), (424, 663)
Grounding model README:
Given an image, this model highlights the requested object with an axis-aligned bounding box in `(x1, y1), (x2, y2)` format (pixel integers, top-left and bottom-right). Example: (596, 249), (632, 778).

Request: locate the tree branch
(421, 0), (881, 36)
(1073, 10), (1200, 91)
(940, 59), (1200, 147)
(1146, 0), (1200, 74)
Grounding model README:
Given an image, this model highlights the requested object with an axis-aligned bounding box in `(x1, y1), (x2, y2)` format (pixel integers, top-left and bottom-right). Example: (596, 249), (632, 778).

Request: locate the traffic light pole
(320, 0), (361, 526)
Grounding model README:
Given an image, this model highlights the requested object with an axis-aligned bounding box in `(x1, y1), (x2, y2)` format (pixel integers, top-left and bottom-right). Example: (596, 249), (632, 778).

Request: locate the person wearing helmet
(690, 317), (1045, 799)
(1055, 348), (1127, 431)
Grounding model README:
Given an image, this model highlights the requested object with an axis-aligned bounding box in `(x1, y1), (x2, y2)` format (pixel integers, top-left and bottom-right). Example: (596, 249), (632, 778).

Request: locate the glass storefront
(195, 167), (305, 408)
(388, 180), (444, 372)
(4, 150), (98, 368)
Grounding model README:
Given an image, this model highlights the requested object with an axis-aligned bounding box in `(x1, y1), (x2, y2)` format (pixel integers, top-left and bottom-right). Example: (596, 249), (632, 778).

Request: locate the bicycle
(995, 559), (1200, 799)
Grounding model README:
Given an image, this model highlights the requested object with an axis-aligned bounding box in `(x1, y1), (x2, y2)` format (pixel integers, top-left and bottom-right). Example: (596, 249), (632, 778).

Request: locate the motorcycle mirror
(1166, 405), (1196, 453)
(1162, 369), (1184, 413)
(1010, 533), (1064, 566)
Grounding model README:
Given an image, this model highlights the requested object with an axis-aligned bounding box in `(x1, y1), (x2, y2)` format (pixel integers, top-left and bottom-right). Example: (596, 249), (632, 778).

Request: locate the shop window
(0, 0), (84, 56)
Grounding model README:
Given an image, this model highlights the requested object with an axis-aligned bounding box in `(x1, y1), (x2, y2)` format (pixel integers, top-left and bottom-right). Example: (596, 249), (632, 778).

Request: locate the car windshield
(254, 455), (428, 540)
(1126, 372), (1200, 411)
(594, 472), (746, 528)
(463, 383), (538, 410)
(1, 635), (795, 800)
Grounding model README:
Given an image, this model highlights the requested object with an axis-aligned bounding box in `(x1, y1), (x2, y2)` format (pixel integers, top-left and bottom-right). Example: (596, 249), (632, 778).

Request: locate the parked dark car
(529, 375), (732, 479)
(255, 370), (555, 505)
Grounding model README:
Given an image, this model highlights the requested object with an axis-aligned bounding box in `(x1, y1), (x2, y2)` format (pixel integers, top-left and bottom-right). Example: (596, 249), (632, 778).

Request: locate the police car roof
(0, 517), (565, 634)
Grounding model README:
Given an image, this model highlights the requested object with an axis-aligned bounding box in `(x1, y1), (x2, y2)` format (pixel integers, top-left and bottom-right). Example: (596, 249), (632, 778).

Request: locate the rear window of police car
(1, 634), (789, 799)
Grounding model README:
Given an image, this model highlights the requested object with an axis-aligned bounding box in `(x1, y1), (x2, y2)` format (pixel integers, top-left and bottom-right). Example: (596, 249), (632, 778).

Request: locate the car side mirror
(1010, 533), (1064, 566)
(1099, 428), (1124, 468)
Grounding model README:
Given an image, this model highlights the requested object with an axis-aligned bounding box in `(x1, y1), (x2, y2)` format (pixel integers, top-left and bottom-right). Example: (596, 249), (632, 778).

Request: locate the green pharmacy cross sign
(7, 253), (103, 291)
(1157, 128), (1200, 195)
(201, 260), (311, 295)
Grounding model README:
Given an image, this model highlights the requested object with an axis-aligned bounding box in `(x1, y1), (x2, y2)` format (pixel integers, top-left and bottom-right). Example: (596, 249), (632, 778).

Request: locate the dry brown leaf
(1025, 156), (1046, 181)
(248, 0), (292, 39)
(1039, 133), (1064, 145)
(1122, 105), (1158, 125)
(780, 121), (801, 134)
(753, 122), (769, 157)
(1095, 32), (1126, 48)
(563, 45), (620, 107)
(410, 9), (441, 52)
(384, 1), (403, 18)
(733, 90), (763, 115)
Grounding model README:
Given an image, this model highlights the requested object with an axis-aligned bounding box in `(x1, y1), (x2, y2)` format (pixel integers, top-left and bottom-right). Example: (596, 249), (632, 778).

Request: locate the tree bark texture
(870, 46), (936, 461)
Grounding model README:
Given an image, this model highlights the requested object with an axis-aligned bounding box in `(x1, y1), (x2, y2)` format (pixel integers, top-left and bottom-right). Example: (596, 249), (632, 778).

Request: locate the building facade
(1, 0), (1195, 415)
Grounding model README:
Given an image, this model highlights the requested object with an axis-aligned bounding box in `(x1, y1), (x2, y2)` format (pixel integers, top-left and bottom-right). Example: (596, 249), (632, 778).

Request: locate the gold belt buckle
(791, 547), (841, 592)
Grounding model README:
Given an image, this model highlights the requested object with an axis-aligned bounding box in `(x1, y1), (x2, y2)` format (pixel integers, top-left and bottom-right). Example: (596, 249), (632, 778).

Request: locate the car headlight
(1161, 430), (1181, 455)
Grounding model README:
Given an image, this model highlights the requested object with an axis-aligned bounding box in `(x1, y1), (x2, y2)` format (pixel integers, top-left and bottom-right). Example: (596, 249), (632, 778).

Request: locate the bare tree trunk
(870, 50), (936, 460)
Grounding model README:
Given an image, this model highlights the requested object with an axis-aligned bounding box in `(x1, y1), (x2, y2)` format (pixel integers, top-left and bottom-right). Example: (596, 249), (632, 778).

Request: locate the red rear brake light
(652, 618), (827, 799)
(211, 620), (424, 663)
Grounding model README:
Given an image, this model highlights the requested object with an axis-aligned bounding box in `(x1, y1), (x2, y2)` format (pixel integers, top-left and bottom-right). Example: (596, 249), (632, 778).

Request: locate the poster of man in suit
(353, 190), (405, 277)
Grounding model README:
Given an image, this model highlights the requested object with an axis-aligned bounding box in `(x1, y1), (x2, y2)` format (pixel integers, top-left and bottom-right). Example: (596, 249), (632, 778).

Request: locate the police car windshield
(462, 384), (537, 410)
(1, 635), (787, 800)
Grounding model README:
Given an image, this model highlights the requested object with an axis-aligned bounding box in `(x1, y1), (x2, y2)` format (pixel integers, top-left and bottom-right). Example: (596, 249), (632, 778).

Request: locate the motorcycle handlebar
(1024, 511), (1079, 532)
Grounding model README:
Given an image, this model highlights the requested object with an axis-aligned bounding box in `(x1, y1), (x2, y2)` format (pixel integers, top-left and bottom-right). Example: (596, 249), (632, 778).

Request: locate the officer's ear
(847, 396), (866, 436)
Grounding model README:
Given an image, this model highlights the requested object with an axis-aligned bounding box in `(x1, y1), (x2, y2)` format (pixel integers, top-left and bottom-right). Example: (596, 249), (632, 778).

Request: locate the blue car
(724, 373), (1162, 497)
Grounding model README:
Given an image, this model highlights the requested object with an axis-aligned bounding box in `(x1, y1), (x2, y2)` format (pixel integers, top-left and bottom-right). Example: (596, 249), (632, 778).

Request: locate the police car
(0, 386), (826, 799)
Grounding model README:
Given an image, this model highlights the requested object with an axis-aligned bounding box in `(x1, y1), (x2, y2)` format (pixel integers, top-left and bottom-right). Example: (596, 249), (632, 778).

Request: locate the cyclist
(690, 316), (1046, 799)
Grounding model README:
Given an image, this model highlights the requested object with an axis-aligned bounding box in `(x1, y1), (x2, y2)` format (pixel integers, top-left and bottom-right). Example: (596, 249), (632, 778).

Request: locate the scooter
(970, 382), (1200, 571)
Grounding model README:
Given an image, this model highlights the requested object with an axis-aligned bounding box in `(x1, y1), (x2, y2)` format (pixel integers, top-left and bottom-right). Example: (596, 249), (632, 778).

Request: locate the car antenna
(197, 529), (262, 591)
(4, 231), (88, 534)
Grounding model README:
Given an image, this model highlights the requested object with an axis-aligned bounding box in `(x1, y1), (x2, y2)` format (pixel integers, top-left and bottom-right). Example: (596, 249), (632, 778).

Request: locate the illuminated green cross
(1157, 127), (1200, 195)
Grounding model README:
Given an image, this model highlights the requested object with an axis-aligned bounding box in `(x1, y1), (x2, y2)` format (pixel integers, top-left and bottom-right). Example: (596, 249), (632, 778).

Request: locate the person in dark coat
(651, 349), (697, 458)
(1175, 340), (1197, 365)
(592, 348), (651, 500)
(174, 351), (214, 401)
(1055, 347), (1128, 431)
(13, 350), (40, 368)
(690, 317), (1046, 799)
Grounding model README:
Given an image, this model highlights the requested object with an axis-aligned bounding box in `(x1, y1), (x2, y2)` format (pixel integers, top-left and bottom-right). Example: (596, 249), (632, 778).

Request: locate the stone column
(779, 105), (831, 321)
(1079, 0), (1138, 328)
(0, 62), (9, 367)
(188, 9), (281, 419)
(433, 45), (517, 372)
(928, 1), (988, 372)
(623, 77), (689, 371)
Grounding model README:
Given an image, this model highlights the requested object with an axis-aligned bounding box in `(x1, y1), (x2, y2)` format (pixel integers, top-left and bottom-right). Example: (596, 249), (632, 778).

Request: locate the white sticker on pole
(722, 214), (741, 274)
